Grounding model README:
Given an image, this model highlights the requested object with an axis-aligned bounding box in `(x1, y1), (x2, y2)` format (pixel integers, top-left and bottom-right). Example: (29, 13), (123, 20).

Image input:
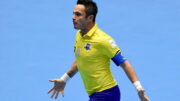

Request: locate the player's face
(72, 4), (90, 30)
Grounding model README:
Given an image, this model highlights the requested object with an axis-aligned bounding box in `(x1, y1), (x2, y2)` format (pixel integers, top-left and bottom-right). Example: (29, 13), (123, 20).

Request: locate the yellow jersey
(74, 23), (123, 96)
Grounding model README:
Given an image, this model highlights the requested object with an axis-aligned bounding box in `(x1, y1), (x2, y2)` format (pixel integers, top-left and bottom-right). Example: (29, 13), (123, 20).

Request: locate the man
(48, 0), (150, 101)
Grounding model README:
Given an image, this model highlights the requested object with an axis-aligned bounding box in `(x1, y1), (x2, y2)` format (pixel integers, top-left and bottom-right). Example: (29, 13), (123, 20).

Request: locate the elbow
(120, 60), (131, 69)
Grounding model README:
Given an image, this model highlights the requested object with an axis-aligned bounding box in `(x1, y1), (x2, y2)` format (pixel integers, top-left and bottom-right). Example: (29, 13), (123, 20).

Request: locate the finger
(144, 95), (150, 101)
(49, 79), (57, 82)
(48, 86), (55, 94)
(51, 90), (56, 98)
(140, 95), (148, 101)
(55, 91), (60, 99)
(139, 94), (145, 101)
(61, 90), (64, 97)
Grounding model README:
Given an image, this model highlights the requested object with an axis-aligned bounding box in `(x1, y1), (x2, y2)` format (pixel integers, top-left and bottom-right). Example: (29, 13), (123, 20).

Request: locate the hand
(48, 79), (66, 99)
(137, 88), (150, 101)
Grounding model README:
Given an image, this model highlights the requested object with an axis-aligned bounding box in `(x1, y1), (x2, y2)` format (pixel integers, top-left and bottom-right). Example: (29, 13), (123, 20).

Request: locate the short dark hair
(77, 0), (98, 22)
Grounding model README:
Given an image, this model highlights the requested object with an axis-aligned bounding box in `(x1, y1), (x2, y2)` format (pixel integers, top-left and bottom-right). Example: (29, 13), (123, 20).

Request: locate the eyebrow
(73, 11), (80, 14)
(73, 11), (82, 16)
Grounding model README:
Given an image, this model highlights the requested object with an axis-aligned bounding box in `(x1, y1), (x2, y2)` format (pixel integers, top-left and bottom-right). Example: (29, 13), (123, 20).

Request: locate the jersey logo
(85, 43), (91, 50)
(109, 40), (117, 48)
(77, 48), (80, 56)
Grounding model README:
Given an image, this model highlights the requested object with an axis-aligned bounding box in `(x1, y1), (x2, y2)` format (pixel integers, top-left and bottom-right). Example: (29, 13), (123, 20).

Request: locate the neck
(81, 22), (95, 36)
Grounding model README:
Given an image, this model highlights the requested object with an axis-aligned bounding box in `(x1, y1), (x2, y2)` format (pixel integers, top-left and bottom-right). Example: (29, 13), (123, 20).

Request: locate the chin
(74, 27), (78, 29)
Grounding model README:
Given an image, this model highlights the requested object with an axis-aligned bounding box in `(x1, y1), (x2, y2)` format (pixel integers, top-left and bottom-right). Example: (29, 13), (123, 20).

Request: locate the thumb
(49, 79), (58, 82)
(61, 90), (64, 97)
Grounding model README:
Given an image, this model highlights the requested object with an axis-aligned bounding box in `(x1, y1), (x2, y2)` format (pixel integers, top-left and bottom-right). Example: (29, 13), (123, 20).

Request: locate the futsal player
(48, 0), (150, 101)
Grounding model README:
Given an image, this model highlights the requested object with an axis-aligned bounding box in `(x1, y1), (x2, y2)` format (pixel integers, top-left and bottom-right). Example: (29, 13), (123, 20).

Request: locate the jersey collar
(80, 23), (98, 38)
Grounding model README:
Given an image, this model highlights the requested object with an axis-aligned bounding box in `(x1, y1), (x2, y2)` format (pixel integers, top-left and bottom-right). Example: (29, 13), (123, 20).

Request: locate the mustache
(73, 21), (77, 25)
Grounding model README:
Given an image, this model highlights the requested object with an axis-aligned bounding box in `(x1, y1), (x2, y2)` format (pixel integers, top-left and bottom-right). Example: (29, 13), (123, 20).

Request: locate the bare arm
(120, 61), (138, 83)
(120, 61), (150, 101)
(67, 59), (78, 78)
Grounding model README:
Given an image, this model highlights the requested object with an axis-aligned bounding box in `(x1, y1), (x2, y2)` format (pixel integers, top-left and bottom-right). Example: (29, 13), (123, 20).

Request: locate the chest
(74, 39), (100, 59)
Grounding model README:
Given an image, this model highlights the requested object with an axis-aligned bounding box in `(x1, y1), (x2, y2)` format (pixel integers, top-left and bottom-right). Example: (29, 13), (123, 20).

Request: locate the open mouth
(73, 22), (77, 25)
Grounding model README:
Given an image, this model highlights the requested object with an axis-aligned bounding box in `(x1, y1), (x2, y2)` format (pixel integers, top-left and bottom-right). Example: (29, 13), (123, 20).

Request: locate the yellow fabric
(74, 23), (120, 96)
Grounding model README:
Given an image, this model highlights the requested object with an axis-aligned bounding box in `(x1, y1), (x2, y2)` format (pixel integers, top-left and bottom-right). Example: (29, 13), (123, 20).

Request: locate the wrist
(133, 81), (143, 90)
(60, 73), (71, 83)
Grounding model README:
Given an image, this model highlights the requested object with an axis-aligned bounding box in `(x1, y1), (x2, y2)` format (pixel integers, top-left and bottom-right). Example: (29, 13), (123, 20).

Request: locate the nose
(72, 14), (75, 21)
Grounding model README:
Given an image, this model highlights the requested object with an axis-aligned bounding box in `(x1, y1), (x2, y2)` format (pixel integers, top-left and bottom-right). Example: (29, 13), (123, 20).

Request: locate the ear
(88, 15), (94, 22)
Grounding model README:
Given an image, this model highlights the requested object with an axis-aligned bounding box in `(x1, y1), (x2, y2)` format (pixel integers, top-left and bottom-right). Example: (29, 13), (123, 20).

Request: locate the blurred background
(0, 0), (180, 101)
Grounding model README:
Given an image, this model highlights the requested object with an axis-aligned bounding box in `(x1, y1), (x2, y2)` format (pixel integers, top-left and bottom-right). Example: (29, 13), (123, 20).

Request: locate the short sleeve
(99, 37), (120, 58)
(99, 36), (127, 66)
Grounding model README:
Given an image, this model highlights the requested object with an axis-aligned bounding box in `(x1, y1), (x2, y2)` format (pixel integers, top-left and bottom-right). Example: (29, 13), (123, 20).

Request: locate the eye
(73, 12), (82, 16)
(76, 12), (81, 16)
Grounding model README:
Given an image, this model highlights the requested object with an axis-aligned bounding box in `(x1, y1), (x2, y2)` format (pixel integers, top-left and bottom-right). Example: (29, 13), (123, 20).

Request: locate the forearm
(120, 61), (138, 83)
(120, 61), (150, 100)
(67, 59), (78, 78)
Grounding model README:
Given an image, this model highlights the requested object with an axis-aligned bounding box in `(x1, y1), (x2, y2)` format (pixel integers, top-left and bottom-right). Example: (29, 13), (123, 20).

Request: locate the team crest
(85, 43), (91, 50)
